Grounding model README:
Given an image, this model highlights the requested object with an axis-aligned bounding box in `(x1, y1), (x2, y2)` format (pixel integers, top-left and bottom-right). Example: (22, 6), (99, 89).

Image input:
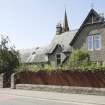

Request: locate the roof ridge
(70, 29), (78, 32)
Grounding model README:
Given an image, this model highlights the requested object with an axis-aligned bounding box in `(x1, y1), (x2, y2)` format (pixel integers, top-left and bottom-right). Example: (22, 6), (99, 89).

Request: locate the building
(47, 10), (77, 67)
(71, 9), (105, 65)
(20, 8), (105, 67)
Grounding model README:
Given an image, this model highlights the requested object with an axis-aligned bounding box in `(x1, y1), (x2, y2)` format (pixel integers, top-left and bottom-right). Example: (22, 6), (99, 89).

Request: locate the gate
(0, 73), (11, 88)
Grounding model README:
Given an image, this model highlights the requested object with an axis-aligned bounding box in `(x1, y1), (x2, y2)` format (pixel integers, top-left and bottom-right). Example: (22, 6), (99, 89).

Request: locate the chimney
(56, 23), (62, 35)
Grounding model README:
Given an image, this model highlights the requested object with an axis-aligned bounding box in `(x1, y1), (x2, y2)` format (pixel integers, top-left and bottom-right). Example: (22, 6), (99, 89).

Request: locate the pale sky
(0, 0), (105, 49)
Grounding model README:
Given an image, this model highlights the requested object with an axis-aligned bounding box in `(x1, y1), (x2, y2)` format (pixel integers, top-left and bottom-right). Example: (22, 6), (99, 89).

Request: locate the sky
(0, 0), (105, 49)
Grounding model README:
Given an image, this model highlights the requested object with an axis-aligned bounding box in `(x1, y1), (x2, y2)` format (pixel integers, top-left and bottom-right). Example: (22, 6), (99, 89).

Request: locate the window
(87, 36), (93, 50)
(94, 35), (101, 50)
(87, 34), (101, 51)
(56, 53), (61, 65)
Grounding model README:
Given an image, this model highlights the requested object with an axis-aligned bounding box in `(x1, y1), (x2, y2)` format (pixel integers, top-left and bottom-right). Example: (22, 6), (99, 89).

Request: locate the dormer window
(87, 34), (101, 51)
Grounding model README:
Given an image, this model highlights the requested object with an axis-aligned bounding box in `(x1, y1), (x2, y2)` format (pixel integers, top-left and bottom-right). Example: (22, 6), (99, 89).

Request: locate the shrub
(68, 50), (90, 68)
(16, 64), (41, 72)
(44, 64), (54, 71)
(64, 49), (105, 72)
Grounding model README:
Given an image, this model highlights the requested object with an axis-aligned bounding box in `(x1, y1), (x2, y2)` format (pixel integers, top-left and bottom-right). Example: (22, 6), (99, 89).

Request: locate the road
(0, 94), (76, 105)
(0, 88), (105, 105)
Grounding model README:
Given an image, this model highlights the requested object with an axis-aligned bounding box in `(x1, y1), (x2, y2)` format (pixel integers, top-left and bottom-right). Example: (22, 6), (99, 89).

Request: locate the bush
(65, 49), (105, 72)
(16, 49), (105, 73)
(17, 63), (66, 73)
(44, 64), (54, 72)
(68, 50), (90, 68)
(17, 64), (56, 73)
(16, 64), (41, 72)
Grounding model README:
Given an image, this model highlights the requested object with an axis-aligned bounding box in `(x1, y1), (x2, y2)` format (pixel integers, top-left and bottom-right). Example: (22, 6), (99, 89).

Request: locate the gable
(70, 9), (104, 46)
(51, 44), (63, 54)
(48, 31), (77, 54)
(84, 9), (100, 25)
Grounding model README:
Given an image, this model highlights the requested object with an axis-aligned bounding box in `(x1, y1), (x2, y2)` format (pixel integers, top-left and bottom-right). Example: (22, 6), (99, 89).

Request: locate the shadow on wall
(14, 70), (105, 88)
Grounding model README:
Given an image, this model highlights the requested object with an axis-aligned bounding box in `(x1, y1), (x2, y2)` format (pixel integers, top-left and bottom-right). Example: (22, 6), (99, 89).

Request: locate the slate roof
(19, 48), (35, 63)
(19, 47), (48, 63)
(19, 30), (77, 64)
(26, 47), (48, 63)
(48, 30), (77, 54)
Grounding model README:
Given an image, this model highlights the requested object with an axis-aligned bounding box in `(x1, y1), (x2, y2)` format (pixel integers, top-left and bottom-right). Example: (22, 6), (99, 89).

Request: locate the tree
(0, 35), (19, 74)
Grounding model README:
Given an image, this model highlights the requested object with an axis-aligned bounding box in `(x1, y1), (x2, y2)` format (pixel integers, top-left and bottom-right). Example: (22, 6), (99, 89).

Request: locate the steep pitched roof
(26, 47), (48, 63)
(70, 8), (103, 45)
(19, 48), (35, 63)
(48, 30), (77, 54)
(19, 47), (48, 63)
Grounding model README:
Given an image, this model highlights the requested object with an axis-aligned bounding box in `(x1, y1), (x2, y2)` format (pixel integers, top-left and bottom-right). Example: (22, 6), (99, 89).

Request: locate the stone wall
(10, 70), (105, 95)
(72, 23), (105, 62)
(13, 71), (105, 88)
(16, 84), (105, 95)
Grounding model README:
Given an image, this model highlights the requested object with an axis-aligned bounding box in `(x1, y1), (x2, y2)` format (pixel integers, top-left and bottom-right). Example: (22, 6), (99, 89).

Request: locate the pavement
(0, 88), (105, 105)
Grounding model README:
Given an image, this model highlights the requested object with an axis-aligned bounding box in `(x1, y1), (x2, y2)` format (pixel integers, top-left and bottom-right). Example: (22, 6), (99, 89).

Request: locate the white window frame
(87, 35), (94, 51)
(94, 35), (101, 50)
(87, 33), (102, 51)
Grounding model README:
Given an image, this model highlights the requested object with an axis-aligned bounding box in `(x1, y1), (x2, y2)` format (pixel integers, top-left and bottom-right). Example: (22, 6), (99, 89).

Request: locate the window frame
(87, 35), (94, 51)
(56, 53), (61, 66)
(87, 33), (101, 51)
(94, 34), (101, 50)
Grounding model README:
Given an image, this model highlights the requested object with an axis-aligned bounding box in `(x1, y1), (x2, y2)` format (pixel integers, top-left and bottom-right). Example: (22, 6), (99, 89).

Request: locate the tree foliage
(0, 36), (19, 73)
(68, 50), (90, 67)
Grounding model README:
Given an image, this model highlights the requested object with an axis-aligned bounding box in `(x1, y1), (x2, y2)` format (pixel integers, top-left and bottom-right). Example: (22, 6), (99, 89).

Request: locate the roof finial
(91, 0), (94, 9)
(64, 2), (67, 10)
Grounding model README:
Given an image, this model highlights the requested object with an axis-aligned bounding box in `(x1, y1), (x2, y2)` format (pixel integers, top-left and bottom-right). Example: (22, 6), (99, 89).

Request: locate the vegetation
(0, 36), (19, 74)
(66, 49), (105, 72)
(44, 64), (56, 72)
(68, 50), (90, 67)
(0, 35), (104, 74)
(16, 49), (105, 73)
(16, 64), (56, 73)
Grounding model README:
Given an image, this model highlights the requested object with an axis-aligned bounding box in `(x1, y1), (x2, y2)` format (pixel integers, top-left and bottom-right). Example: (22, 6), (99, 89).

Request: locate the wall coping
(16, 84), (105, 96)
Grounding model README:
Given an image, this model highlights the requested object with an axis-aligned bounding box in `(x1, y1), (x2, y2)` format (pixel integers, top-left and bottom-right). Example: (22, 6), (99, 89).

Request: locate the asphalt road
(0, 88), (105, 105)
(0, 94), (81, 105)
